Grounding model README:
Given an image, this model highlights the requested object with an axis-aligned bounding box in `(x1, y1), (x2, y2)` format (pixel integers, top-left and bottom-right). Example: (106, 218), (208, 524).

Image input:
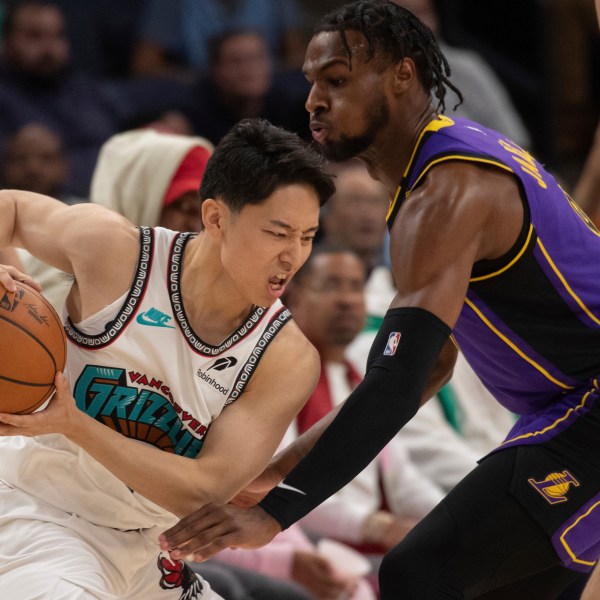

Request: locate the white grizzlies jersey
(0, 226), (292, 532)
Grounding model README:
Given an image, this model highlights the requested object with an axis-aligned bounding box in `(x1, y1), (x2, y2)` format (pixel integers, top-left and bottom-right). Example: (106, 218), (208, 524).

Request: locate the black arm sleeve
(258, 307), (451, 530)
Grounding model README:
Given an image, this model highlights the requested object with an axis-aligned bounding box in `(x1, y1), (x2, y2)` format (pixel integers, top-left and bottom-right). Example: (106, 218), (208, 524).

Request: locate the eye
(302, 235), (315, 243)
(329, 78), (345, 87)
(265, 230), (286, 238)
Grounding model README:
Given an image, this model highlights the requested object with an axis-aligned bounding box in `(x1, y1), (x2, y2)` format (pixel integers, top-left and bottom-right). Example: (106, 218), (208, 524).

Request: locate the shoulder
(63, 204), (141, 309)
(404, 160), (512, 222)
(391, 160), (523, 271)
(63, 202), (138, 246)
(251, 319), (320, 391)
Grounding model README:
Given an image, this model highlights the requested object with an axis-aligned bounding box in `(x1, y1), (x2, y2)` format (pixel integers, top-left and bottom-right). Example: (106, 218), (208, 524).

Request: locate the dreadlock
(314, 0), (463, 113)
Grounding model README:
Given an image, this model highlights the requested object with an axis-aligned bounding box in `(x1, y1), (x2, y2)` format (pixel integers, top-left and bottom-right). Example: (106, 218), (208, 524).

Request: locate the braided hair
(313, 0), (463, 112)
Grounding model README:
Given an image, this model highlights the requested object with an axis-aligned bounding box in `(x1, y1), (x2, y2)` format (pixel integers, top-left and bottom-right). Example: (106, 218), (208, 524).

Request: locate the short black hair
(199, 118), (335, 220)
(314, 0), (462, 112)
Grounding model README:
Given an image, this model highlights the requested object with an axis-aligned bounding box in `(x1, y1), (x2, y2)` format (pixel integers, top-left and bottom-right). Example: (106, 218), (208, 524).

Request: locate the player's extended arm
(0, 189), (140, 315)
(257, 335), (457, 492)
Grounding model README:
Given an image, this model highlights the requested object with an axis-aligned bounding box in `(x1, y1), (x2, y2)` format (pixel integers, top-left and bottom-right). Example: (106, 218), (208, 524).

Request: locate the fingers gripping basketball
(0, 282), (66, 414)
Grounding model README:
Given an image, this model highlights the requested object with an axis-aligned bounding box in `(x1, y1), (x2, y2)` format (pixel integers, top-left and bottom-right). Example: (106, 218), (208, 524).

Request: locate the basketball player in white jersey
(0, 119), (335, 599)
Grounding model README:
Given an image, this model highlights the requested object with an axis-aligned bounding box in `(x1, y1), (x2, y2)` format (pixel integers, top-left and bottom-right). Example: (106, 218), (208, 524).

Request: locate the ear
(201, 198), (228, 239)
(391, 57), (417, 94)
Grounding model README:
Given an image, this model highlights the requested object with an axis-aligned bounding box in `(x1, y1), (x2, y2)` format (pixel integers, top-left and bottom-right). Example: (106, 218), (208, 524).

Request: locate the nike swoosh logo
(276, 481), (306, 495)
(136, 313), (175, 328)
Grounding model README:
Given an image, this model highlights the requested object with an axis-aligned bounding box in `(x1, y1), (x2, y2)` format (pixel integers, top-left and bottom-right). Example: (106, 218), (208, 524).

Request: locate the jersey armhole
(470, 177), (532, 280)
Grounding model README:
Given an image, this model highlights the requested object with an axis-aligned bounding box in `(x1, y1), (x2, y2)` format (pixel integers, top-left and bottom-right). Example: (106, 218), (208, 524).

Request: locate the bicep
(6, 190), (135, 276)
(388, 170), (489, 329)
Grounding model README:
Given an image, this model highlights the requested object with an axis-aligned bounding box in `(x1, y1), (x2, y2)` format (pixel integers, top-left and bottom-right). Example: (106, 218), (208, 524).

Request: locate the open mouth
(310, 122), (329, 143)
(268, 273), (288, 296)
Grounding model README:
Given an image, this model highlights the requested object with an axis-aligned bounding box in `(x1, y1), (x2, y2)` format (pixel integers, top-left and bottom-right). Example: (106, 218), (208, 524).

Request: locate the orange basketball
(0, 282), (67, 414)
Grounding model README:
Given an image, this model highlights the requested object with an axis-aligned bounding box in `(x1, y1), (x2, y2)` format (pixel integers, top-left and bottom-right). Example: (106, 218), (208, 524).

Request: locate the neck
(361, 101), (436, 196)
(180, 234), (255, 344)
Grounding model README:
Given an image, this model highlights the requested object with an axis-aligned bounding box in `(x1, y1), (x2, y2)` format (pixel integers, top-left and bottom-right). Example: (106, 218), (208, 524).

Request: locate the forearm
(68, 414), (222, 517)
(0, 191), (18, 249)
(270, 403), (342, 479)
(268, 333), (454, 483)
(259, 307), (451, 529)
(420, 336), (456, 403)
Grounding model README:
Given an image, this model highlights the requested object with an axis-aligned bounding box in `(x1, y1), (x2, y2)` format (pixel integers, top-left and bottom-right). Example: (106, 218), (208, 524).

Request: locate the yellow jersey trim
(537, 237), (600, 327)
(386, 114), (455, 222)
(470, 224), (534, 283)
(501, 390), (592, 446)
(559, 500), (600, 567)
(464, 298), (574, 390)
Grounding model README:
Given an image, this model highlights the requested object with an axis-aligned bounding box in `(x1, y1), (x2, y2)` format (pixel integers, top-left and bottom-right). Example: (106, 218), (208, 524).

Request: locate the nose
(305, 82), (327, 115)
(279, 238), (306, 272)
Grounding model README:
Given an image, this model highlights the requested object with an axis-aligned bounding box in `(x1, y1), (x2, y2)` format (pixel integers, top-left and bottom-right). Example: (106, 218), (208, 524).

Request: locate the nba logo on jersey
(384, 332), (401, 356)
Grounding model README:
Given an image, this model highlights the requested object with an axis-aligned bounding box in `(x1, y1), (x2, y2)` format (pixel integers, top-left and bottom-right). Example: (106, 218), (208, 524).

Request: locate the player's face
(220, 184), (320, 307)
(303, 30), (392, 162)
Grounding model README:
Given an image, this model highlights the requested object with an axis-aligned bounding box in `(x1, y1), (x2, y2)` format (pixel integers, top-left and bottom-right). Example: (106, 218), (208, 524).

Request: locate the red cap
(163, 146), (211, 206)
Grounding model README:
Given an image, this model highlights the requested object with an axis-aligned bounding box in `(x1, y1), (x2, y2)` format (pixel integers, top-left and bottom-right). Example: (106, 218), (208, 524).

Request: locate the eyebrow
(270, 220), (319, 233)
(302, 57), (349, 77)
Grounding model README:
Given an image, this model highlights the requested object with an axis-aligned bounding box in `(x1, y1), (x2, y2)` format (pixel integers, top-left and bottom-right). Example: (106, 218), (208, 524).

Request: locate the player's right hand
(159, 503), (282, 562)
(0, 263), (41, 293)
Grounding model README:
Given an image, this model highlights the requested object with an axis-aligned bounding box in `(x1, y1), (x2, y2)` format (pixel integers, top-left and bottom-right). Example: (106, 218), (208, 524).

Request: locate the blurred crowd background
(0, 0), (597, 201)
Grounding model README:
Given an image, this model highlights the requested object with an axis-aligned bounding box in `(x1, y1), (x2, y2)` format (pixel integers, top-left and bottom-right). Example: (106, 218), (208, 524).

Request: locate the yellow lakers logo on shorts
(528, 471), (580, 505)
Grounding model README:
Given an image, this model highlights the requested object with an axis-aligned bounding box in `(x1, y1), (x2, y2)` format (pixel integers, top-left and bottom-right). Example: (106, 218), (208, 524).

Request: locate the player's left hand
(0, 262), (42, 293)
(0, 372), (81, 437)
(159, 502), (282, 562)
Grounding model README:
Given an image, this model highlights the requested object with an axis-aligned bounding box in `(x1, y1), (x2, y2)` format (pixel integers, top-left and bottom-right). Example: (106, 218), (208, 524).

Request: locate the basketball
(0, 281), (67, 414)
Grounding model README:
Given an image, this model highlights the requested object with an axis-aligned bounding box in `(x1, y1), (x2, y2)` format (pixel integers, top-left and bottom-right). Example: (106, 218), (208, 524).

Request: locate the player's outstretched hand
(0, 372), (80, 437)
(0, 262), (41, 293)
(159, 503), (282, 562)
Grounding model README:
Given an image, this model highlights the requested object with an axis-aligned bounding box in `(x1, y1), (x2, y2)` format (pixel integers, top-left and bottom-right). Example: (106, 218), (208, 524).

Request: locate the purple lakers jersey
(387, 115), (600, 448)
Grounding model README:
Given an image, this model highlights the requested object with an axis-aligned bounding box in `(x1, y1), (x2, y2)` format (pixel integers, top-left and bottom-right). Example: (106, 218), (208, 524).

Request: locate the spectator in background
(319, 159), (390, 279)
(1, 123), (86, 309)
(205, 244), (428, 599)
(131, 0), (306, 79)
(89, 128), (213, 230)
(0, 0), (122, 197)
(181, 29), (309, 146)
(395, 0), (531, 149)
(51, 0), (146, 79)
(0, 123), (83, 204)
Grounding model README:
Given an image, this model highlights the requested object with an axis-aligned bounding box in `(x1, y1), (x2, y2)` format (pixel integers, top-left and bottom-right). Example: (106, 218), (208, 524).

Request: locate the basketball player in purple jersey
(161, 2), (600, 598)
